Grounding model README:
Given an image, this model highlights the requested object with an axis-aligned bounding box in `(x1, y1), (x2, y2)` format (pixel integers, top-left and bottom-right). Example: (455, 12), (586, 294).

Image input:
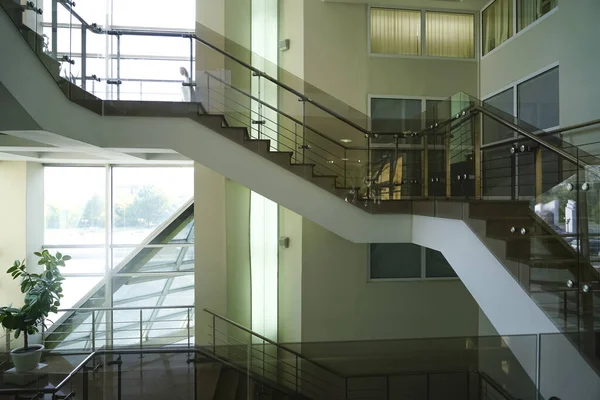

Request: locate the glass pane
(483, 88), (515, 144)
(370, 243), (421, 279)
(517, 67), (559, 129)
(518, 0), (558, 31)
(426, 12), (474, 58)
(371, 98), (422, 135)
(111, 0), (195, 30)
(112, 167), (193, 245)
(425, 248), (458, 278)
(50, 247), (106, 275)
(370, 8), (422, 56)
(45, 167), (106, 245)
(57, 276), (104, 311)
(483, 0), (513, 55)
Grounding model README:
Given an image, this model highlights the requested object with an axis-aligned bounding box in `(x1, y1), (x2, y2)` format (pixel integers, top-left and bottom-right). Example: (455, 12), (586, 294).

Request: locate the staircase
(1, 1), (600, 397)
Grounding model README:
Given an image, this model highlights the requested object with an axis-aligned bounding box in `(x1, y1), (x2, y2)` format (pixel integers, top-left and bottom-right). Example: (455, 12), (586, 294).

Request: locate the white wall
(480, 1), (600, 129)
(0, 162), (27, 310)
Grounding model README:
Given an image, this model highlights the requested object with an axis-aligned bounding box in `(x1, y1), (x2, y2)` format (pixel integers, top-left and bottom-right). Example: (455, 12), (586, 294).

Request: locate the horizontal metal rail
(204, 308), (344, 379)
(474, 106), (585, 168)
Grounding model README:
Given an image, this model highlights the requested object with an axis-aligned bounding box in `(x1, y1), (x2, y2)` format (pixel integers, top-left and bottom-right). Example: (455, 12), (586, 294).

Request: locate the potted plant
(0, 250), (70, 372)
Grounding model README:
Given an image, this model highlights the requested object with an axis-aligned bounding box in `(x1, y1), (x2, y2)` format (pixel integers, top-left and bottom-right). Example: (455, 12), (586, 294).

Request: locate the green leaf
(34, 252), (42, 257)
(56, 251), (62, 259)
(38, 259), (46, 265)
(7, 266), (17, 273)
(62, 255), (72, 261)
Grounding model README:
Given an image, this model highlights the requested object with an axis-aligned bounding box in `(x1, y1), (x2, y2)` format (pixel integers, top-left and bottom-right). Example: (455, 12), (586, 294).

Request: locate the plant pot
(10, 345), (44, 373)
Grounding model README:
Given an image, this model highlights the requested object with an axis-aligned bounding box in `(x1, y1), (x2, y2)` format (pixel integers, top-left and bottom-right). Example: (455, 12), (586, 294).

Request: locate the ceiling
(0, 131), (192, 165)
(322, 0), (490, 12)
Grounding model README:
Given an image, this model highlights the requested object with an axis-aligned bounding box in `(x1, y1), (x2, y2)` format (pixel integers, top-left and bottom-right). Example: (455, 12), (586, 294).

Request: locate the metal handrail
(478, 371), (519, 400)
(474, 106), (586, 168)
(544, 118), (600, 136)
(204, 308), (344, 379)
(204, 71), (354, 150)
(56, 305), (194, 312)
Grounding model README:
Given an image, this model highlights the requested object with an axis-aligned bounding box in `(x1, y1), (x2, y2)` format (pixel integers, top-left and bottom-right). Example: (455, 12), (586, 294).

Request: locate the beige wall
(302, 0), (479, 114)
(194, 163), (227, 344)
(0, 162), (28, 310)
(278, 207), (303, 343)
(300, 218), (481, 342)
(480, 1), (600, 130)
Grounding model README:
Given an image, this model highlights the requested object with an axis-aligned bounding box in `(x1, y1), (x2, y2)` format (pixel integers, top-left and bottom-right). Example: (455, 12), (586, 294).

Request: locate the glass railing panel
(285, 334), (538, 400)
(540, 331), (600, 400)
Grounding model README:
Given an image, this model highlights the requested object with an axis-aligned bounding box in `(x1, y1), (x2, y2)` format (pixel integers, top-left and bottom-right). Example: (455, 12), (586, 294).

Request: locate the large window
(370, 8), (475, 59)
(43, 166), (194, 349)
(426, 12), (475, 58)
(482, 0), (513, 55)
(42, 0), (196, 101)
(517, 67), (559, 129)
(518, 0), (558, 31)
(370, 8), (421, 56)
(369, 243), (457, 280)
(483, 0), (558, 55)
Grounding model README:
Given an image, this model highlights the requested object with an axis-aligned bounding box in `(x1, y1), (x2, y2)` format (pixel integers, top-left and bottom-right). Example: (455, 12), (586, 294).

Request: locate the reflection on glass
(50, 247), (106, 275)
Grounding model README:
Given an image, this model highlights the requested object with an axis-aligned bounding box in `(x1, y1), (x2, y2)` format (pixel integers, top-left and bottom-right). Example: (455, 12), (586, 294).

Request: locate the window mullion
(421, 10), (426, 56)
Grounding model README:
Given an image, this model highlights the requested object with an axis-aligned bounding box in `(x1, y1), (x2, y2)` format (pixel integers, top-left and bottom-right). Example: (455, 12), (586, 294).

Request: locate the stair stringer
(0, 8), (412, 244)
(412, 214), (600, 400)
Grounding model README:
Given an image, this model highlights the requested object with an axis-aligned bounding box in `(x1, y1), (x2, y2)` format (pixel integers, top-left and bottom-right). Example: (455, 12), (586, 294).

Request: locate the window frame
(368, 5), (478, 61)
(480, 0), (558, 58)
(367, 244), (459, 282)
(367, 94), (446, 131)
(481, 62), (559, 148)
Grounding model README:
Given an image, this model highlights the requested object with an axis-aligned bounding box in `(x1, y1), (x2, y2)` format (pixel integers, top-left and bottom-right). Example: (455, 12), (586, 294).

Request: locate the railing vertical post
(51, 0), (57, 59)
(212, 314), (216, 355)
(117, 355), (122, 400)
(536, 333), (541, 400)
(81, 27), (87, 91)
(344, 148), (348, 189)
(386, 375), (390, 400)
(116, 34), (121, 101)
(5, 329), (10, 351)
(91, 311), (96, 352)
(206, 74), (211, 112)
(187, 308), (191, 350)
(83, 364), (89, 400)
(41, 321), (45, 349)
(423, 134), (429, 198)
(344, 377), (348, 400)
(474, 113), (482, 200)
(535, 147), (543, 199)
(301, 99), (306, 164)
(511, 147), (517, 200)
(295, 355), (299, 394)
(189, 36), (194, 91)
(139, 309), (143, 358)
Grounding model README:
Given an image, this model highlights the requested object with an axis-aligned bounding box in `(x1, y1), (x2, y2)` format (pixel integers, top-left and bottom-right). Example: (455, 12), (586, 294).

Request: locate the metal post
(511, 149), (517, 200)
(344, 148), (348, 189)
(51, 0), (57, 59)
(302, 99), (306, 164)
(536, 334), (541, 400)
(187, 308), (191, 349)
(81, 28), (87, 91)
(295, 356), (299, 394)
(117, 356), (122, 400)
(535, 148), (543, 198)
(4, 329), (10, 351)
(212, 314), (216, 355)
(139, 309), (143, 358)
(91, 311), (96, 352)
(386, 375), (390, 400)
(206, 74), (211, 112)
(189, 37), (194, 99)
(41, 322), (45, 348)
(116, 35), (121, 101)
(423, 134), (429, 198)
(83, 366), (89, 400)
